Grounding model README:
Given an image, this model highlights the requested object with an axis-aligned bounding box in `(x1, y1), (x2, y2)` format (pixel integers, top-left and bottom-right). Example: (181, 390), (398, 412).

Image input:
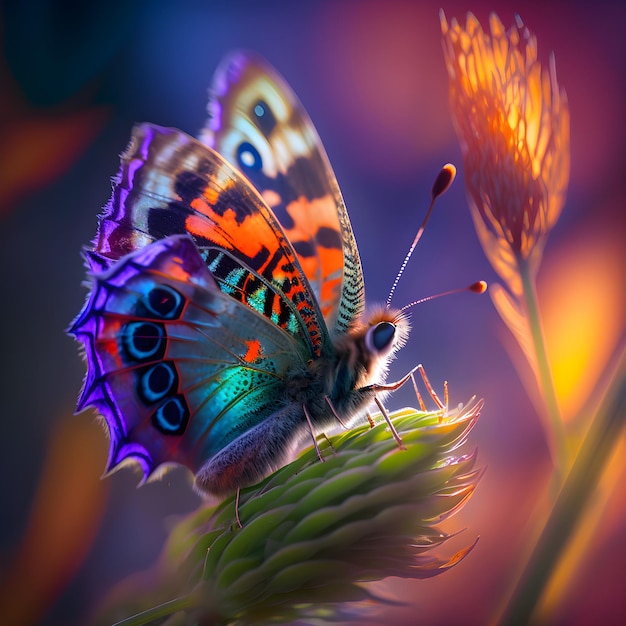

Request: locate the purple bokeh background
(1, 1), (624, 624)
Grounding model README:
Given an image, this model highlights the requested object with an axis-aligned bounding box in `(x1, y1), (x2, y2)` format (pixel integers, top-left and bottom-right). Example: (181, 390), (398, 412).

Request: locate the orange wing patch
(242, 338), (262, 363)
(282, 195), (344, 321)
(186, 198), (273, 259)
(171, 149), (324, 357)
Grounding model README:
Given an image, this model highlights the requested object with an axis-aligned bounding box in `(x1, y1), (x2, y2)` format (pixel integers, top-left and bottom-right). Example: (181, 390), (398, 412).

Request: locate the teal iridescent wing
(200, 51), (365, 337)
(70, 235), (312, 493)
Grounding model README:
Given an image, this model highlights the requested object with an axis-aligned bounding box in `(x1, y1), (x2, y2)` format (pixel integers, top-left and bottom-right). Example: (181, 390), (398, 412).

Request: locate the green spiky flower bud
(104, 400), (483, 625)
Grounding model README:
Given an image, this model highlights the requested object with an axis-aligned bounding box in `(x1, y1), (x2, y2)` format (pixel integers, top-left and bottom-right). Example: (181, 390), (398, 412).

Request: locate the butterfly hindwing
(94, 123), (327, 357)
(70, 235), (311, 486)
(200, 51), (365, 336)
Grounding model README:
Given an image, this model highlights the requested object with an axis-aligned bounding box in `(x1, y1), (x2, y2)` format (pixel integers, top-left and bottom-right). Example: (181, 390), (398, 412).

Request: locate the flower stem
(496, 346), (626, 626)
(518, 258), (568, 479)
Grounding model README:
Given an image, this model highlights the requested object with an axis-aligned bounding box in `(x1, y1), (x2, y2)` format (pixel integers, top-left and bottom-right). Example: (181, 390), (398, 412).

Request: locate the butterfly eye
(237, 141), (263, 171)
(365, 321), (396, 354)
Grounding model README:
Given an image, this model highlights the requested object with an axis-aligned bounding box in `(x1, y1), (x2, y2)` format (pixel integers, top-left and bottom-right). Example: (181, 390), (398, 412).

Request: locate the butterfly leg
(235, 487), (243, 529)
(325, 396), (349, 429)
(364, 366), (417, 394)
(414, 363), (446, 410)
(303, 404), (325, 463)
(410, 373), (427, 411)
(374, 396), (405, 450)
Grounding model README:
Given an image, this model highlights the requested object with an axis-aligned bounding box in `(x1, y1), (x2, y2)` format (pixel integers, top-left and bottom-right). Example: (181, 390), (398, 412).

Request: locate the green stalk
(518, 258), (568, 479)
(497, 346), (626, 625)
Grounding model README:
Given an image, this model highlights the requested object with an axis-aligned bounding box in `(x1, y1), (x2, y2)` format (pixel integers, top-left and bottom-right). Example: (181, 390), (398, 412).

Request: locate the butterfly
(69, 51), (412, 497)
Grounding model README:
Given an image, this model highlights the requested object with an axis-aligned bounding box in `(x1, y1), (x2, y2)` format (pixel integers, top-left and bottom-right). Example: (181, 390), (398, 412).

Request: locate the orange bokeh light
(539, 211), (626, 421)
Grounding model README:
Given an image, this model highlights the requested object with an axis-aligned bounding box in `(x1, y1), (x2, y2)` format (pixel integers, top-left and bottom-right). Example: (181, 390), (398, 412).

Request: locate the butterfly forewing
(200, 51), (365, 336)
(94, 123), (326, 357)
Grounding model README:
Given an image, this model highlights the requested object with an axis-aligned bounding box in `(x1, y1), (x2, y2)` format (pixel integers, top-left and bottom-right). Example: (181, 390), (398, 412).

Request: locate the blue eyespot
(252, 99), (277, 135)
(152, 395), (189, 435)
(237, 141), (263, 171)
(139, 362), (177, 403)
(123, 322), (165, 361)
(144, 285), (184, 320)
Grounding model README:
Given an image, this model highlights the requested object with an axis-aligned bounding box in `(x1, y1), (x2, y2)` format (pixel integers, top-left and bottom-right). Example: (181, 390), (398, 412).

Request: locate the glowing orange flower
(441, 12), (570, 295)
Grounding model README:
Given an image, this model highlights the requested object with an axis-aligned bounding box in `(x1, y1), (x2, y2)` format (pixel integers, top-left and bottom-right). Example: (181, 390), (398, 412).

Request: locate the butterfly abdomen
(193, 360), (367, 496)
(194, 341), (384, 496)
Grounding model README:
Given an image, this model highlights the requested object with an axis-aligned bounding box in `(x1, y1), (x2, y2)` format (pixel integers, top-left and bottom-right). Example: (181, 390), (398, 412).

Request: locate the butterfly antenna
(386, 164), (457, 308)
(400, 281), (487, 313)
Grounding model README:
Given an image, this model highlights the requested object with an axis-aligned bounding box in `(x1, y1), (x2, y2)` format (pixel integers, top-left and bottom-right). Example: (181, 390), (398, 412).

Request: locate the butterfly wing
(70, 235), (312, 492)
(93, 122), (327, 358)
(200, 51), (365, 336)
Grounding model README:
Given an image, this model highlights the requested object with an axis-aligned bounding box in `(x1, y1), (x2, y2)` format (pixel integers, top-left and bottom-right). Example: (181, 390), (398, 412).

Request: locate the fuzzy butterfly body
(70, 52), (410, 496)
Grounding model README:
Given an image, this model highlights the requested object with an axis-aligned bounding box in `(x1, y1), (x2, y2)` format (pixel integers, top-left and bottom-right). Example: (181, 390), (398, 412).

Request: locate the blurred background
(0, 1), (624, 624)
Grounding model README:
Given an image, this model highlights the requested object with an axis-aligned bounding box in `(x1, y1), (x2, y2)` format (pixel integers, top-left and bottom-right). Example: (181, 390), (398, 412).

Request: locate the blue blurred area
(1, 1), (624, 624)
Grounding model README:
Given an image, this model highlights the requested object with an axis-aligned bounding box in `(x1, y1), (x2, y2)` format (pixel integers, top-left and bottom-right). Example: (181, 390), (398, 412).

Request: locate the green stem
(497, 347), (626, 626)
(518, 258), (568, 479)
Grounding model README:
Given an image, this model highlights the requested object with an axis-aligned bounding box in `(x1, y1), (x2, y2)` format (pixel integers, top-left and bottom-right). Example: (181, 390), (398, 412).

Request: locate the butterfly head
(332, 305), (410, 391)
(362, 306), (411, 359)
